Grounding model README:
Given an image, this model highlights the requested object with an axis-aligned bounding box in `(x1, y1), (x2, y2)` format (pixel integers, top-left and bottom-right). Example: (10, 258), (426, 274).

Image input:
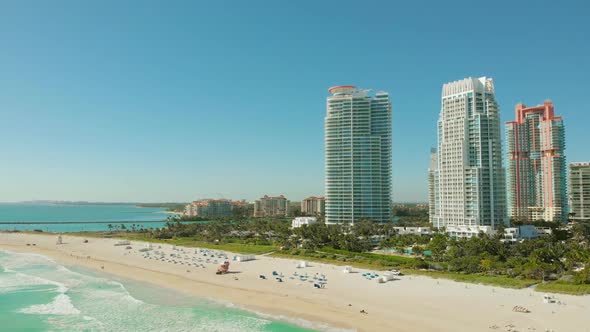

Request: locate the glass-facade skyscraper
(506, 101), (567, 222)
(429, 77), (507, 229)
(325, 86), (392, 224)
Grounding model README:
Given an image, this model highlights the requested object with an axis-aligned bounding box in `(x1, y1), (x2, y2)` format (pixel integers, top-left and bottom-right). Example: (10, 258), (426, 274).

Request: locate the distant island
(19, 200), (135, 205)
(18, 200), (187, 212)
(135, 203), (187, 212)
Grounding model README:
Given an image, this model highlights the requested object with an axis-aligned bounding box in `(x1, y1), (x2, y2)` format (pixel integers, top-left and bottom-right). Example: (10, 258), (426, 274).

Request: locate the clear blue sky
(1, 1), (588, 203)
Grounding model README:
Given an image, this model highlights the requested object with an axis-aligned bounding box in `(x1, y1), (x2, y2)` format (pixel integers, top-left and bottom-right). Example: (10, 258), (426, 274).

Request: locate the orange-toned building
(301, 196), (325, 216)
(253, 195), (289, 217)
(506, 101), (567, 222)
(184, 199), (235, 218)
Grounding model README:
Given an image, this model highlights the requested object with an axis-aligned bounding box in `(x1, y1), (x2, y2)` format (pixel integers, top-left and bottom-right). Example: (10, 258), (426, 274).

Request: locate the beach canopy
(297, 261), (308, 268)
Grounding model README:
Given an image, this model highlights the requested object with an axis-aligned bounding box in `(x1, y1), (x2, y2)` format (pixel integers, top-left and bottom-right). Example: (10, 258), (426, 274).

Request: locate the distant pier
(0, 220), (189, 225)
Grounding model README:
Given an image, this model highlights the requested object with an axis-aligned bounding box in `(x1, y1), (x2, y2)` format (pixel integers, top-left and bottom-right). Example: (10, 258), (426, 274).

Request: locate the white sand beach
(1, 232), (588, 332)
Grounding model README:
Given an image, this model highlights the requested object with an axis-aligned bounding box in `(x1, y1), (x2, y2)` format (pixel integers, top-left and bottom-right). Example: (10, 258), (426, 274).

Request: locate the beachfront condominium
(429, 77), (507, 232)
(253, 195), (290, 217)
(570, 162), (590, 222)
(325, 86), (392, 224)
(301, 196), (325, 216)
(506, 101), (567, 222)
(428, 148), (438, 223)
(184, 199), (233, 218)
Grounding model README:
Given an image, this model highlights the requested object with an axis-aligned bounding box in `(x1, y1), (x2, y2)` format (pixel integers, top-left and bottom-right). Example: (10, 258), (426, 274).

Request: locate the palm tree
(568, 212), (576, 223)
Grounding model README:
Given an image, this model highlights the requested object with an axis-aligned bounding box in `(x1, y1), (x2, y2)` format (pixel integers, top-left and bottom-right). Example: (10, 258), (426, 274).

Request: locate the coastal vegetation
(135, 203), (187, 212)
(63, 210), (590, 295)
(392, 203), (430, 226)
(535, 281), (590, 295)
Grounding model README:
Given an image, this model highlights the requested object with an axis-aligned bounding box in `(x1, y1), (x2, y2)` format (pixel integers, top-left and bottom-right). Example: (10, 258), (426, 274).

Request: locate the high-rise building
(184, 204), (195, 217)
(570, 162), (590, 222)
(301, 196), (325, 216)
(428, 148), (438, 223)
(184, 199), (233, 218)
(506, 101), (567, 222)
(325, 86), (392, 224)
(253, 195), (290, 217)
(429, 77), (507, 232)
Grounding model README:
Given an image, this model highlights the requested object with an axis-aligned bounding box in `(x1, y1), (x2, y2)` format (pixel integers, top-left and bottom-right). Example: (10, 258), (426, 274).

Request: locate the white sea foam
(1, 250), (327, 331)
(0, 271), (68, 294)
(0, 249), (59, 270)
(1, 249), (141, 303)
(18, 293), (81, 315)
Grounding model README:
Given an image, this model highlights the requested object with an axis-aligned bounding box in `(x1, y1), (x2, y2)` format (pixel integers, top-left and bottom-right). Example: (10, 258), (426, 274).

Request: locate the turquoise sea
(0, 203), (180, 232)
(0, 250), (319, 332)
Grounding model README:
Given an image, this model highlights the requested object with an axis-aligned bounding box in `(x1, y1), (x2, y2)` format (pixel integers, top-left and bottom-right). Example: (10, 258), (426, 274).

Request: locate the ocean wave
(18, 293), (81, 315)
(1, 250), (333, 331)
(0, 271), (69, 294)
(1, 250), (143, 304)
(0, 249), (60, 269)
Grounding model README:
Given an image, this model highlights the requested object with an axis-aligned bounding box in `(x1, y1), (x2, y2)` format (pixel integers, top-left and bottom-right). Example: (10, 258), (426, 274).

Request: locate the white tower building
(430, 77), (507, 232)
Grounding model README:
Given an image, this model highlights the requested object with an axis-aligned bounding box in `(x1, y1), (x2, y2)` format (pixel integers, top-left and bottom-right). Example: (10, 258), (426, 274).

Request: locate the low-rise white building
(535, 227), (553, 236)
(502, 225), (555, 242)
(503, 225), (539, 242)
(291, 217), (317, 228)
(393, 227), (432, 236)
(446, 225), (495, 238)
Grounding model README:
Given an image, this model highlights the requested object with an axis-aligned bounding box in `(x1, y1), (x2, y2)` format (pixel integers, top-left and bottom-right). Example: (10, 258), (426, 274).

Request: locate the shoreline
(1, 248), (331, 332)
(1, 232), (589, 332)
(156, 211), (181, 215)
(0, 244), (344, 332)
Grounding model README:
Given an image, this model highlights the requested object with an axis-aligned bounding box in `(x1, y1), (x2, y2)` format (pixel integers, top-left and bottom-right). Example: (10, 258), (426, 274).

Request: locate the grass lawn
(320, 247), (415, 264)
(125, 236), (276, 254)
(270, 250), (538, 289)
(535, 281), (590, 295)
(64, 232), (276, 255)
(269, 252), (394, 270)
(403, 269), (538, 289)
(270, 246), (415, 271)
(24, 231), (589, 295)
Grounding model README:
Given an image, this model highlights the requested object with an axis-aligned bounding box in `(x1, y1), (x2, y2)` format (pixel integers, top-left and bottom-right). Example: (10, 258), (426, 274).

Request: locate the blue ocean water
(0, 203), (180, 232)
(0, 250), (318, 332)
